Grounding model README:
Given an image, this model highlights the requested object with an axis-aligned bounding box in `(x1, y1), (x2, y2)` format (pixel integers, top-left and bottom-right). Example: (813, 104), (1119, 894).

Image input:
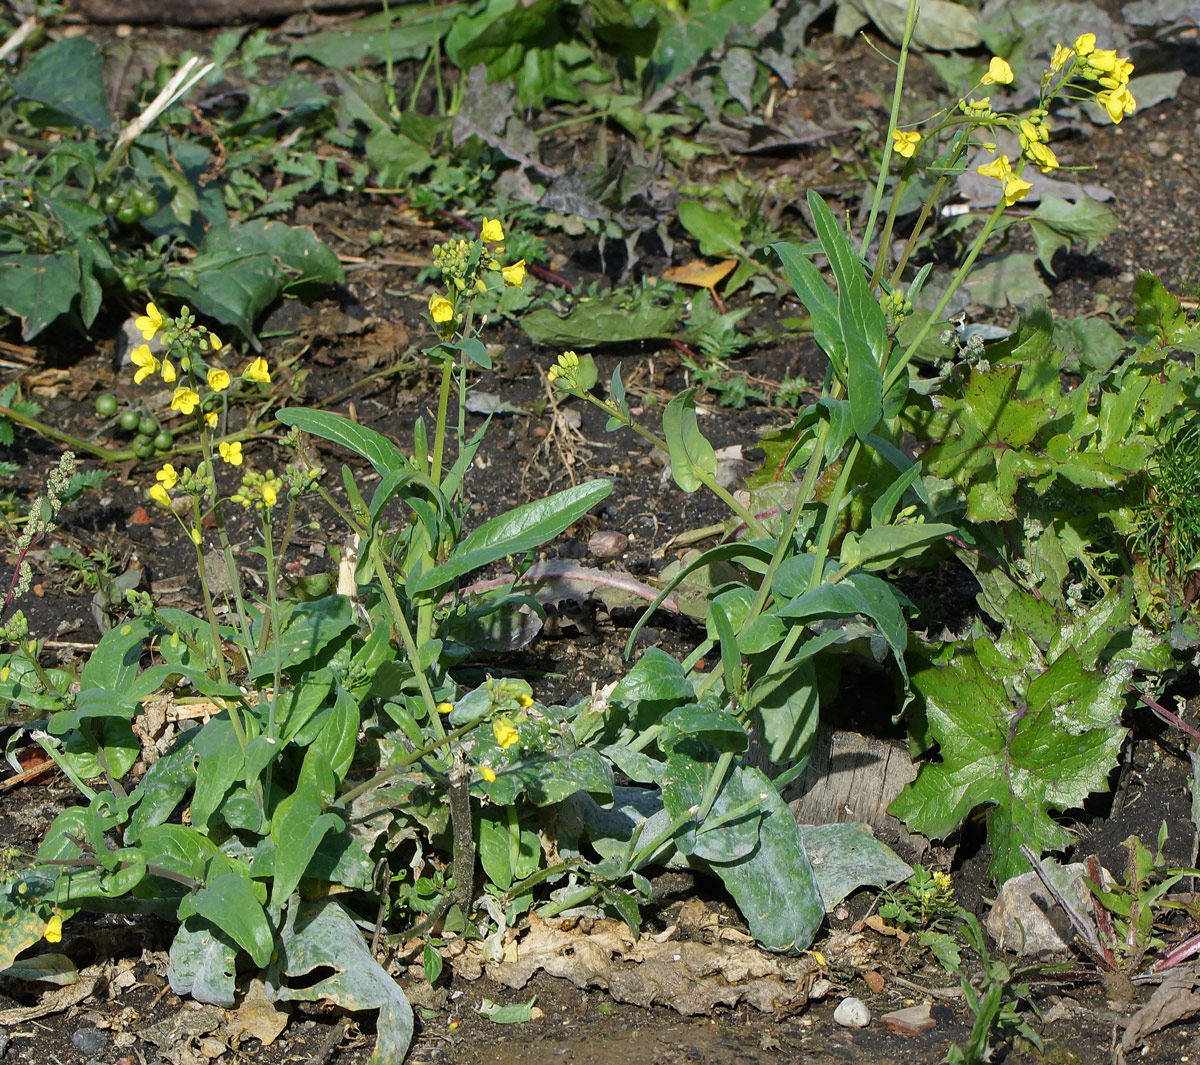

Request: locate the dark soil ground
(5, 5), (1200, 1065)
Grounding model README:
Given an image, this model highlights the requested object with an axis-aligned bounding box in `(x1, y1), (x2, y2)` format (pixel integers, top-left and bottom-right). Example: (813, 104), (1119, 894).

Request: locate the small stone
(833, 997), (870, 1028)
(589, 531), (628, 559)
(71, 1029), (107, 1055)
(880, 1003), (936, 1033)
(986, 860), (1111, 957)
(863, 970), (886, 994)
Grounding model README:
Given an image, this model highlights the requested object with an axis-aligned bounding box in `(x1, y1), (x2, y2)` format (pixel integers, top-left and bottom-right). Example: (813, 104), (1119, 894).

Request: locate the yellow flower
(518, 693), (533, 708)
(1087, 48), (1119, 73)
(1001, 173), (1033, 206)
(1050, 43), (1073, 73)
(218, 441), (243, 466)
(429, 294), (454, 323)
(171, 387), (200, 415)
(436, 702), (454, 715)
(205, 412), (218, 428)
(1097, 85), (1136, 123)
(1023, 139), (1059, 172)
(156, 463), (178, 490)
(480, 217), (505, 242)
(131, 344), (159, 385)
(981, 56), (1014, 85)
(1073, 33), (1096, 57)
(480, 766), (496, 782)
(261, 482), (277, 507)
(161, 357), (176, 384)
(43, 914), (62, 943)
(1, 666), (11, 683)
(149, 484), (171, 508)
(547, 350), (579, 386)
(134, 302), (164, 341)
(891, 129), (921, 159)
(977, 155), (1013, 181)
(933, 871), (953, 892)
(208, 368), (231, 392)
(243, 357), (271, 384)
(501, 260), (526, 288)
(208, 332), (222, 351)
(190, 528), (201, 546)
(493, 717), (519, 750)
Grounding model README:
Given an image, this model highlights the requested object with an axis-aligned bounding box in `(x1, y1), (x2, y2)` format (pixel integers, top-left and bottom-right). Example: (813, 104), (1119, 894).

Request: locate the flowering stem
(366, 537), (445, 742)
(0, 405), (134, 462)
(883, 197), (1008, 396)
(859, 0), (919, 258)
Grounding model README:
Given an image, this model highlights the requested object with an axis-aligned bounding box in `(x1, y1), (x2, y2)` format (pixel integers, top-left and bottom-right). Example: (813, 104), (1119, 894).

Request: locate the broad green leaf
(290, 4), (464, 67)
(478, 997), (537, 1023)
(845, 0), (982, 51)
(270, 780), (344, 908)
(771, 241), (845, 378)
(277, 407), (407, 476)
(519, 300), (680, 347)
(248, 595), (356, 681)
(410, 479), (612, 593)
(300, 683), (360, 798)
(1028, 195), (1119, 276)
(707, 762), (824, 950)
(662, 389), (717, 493)
(662, 751), (761, 863)
(660, 705), (748, 755)
(189, 718), (246, 830)
(190, 870), (274, 968)
(126, 737), (198, 841)
(79, 617), (155, 691)
(522, 747), (614, 806)
(277, 899), (413, 1065)
(751, 658), (819, 767)
(478, 814), (540, 892)
(799, 822), (913, 910)
(168, 918), (237, 1007)
(678, 200), (744, 257)
(0, 253), (79, 339)
(610, 646), (695, 709)
(889, 645), (1126, 881)
(12, 37), (111, 129)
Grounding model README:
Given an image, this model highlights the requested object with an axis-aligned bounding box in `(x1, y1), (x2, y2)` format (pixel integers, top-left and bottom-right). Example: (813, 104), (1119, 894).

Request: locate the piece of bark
(70, 0), (379, 25)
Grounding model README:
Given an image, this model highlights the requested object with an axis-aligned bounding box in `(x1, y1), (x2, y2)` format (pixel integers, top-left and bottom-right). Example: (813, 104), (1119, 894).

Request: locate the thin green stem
(0, 406), (133, 462)
(859, 0), (920, 258)
(366, 538), (445, 741)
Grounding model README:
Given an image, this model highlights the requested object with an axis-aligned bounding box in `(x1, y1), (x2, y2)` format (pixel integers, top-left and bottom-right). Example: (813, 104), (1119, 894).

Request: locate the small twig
(305, 1017), (350, 1065)
(886, 974), (964, 1000)
(0, 16), (37, 63)
(1133, 687), (1200, 743)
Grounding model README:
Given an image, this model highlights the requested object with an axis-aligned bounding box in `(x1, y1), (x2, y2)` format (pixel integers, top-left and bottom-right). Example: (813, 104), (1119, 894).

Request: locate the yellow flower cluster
(1017, 115), (1058, 172)
(493, 717), (520, 750)
(546, 350), (580, 388)
(1071, 33), (1136, 123)
(976, 155), (1033, 207)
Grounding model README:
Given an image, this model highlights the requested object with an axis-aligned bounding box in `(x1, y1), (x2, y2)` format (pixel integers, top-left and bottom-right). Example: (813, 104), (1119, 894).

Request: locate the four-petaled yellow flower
(480, 766), (497, 782)
(43, 914), (62, 944)
(243, 357), (271, 384)
(501, 260), (526, 288)
(429, 294), (454, 323)
(135, 302), (164, 341)
(977, 155), (1032, 207)
(156, 463), (178, 490)
(261, 482), (277, 507)
(161, 357), (177, 383)
(1073, 33), (1096, 57)
(219, 441), (243, 466)
(1097, 84), (1136, 123)
(1050, 43), (1073, 73)
(205, 412), (218, 428)
(480, 217), (505, 242)
(208, 368), (231, 392)
(493, 717), (519, 750)
(981, 56), (1014, 85)
(131, 344), (159, 385)
(171, 387), (200, 415)
(891, 129), (921, 159)
(149, 484), (171, 508)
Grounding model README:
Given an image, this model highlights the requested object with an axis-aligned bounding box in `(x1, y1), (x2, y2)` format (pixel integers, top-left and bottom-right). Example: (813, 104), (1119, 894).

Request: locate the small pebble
(833, 997), (870, 1028)
(71, 1029), (107, 1055)
(588, 531), (628, 559)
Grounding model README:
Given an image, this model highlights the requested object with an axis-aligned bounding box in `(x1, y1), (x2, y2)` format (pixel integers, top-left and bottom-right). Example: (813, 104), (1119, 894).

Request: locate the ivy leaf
(889, 638), (1127, 882)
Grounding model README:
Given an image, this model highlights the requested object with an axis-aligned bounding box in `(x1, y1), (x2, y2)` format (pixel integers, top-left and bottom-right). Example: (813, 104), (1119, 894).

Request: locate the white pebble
(833, 997), (871, 1028)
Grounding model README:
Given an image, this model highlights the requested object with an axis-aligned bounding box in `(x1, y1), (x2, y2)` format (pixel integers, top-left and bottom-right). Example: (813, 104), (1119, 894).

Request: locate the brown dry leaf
(863, 915), (911, 945)
(862, 970), (886, 994)
(450, 915), (822, 1015)
(0, 972), (98, 1023)
(1118, 961), (1200, 1064)
(228, 979), (289, 1047)
(661, 259), (737, 289)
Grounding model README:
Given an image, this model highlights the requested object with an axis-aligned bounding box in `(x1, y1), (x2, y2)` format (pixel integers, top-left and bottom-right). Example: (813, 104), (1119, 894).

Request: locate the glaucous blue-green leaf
(168, 918), (237, 1007)
(662, 752), (761, 863)
(277, 899), (413, 1065)
(189, 870), (273, 968)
